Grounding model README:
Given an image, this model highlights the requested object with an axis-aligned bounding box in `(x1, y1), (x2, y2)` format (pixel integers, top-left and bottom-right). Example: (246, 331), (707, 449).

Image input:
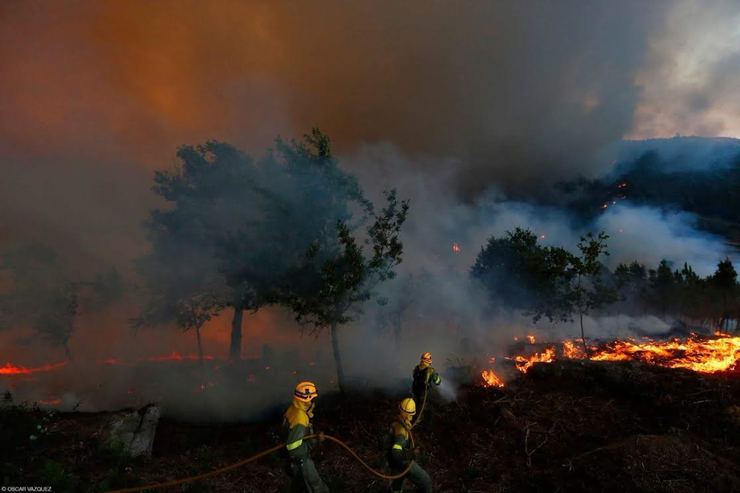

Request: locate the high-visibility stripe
(392, 444), (403, 450)
(433, 374), (441, 384)
(286, 439), (303, 451)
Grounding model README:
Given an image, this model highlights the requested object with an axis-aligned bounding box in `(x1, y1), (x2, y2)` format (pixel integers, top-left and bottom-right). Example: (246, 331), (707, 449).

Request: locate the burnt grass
(2, 360), (739, 493)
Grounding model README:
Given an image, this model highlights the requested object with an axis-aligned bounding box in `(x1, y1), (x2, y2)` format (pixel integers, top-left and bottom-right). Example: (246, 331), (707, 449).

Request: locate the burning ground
(1, 355), (738, 493)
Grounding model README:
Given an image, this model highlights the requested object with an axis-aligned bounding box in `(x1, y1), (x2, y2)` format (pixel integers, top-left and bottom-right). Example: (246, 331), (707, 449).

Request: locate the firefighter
(411, 352), (441, 422)
(388, 397), (433, 493)
(282, 381), (329, 493)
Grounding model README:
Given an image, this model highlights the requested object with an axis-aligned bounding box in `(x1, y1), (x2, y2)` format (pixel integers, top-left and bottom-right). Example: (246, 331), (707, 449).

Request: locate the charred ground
(2, 360), (739, 493)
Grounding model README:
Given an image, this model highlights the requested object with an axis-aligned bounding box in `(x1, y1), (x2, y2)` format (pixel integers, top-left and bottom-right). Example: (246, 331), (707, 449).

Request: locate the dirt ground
(1, 360), (739, 492)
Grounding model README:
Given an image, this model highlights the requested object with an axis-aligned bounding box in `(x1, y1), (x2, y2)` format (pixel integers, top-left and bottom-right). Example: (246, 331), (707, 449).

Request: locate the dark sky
(1, 0), (739, 267)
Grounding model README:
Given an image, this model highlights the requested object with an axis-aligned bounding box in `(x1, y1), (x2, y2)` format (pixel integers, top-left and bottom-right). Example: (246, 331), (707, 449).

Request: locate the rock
(105, 404), (160, 457)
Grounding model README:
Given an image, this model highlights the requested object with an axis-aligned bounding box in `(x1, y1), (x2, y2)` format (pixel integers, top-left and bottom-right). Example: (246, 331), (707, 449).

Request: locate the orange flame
(0, 361), (68, 376)
(586, 336), (740, 373)
(481, 369), (505, 388)
(513, 346), (556, 373)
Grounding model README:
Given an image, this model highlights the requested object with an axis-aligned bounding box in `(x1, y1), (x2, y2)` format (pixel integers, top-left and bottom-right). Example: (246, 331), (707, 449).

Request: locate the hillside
(2, 360), (739, 492)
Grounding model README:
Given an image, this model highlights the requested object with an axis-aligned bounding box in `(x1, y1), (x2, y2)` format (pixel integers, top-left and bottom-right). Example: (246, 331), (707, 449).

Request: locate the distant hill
(557, 137), (740, 242)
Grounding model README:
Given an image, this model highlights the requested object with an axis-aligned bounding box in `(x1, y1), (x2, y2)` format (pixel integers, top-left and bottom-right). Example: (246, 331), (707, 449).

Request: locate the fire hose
(411, 389), (428, 429)
(105, 432), (416, 492)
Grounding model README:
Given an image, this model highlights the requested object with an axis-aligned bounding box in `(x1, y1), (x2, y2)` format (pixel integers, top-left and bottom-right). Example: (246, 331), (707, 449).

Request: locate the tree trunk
(330, 321), (346, 394)
(579, 311), (589, 356)
(195, 327), (204, 366)
(230, 306), (243, 361)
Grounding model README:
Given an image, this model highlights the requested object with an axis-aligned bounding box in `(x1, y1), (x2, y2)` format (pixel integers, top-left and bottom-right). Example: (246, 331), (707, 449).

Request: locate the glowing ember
(37, 398), (62, 406)
(0, 361), (68, 376)
(451, 242), (461, 253)
(526, 335), (536, 344)
(197, 381), (216, 392)
(98, 358), (124, 365)
(148, 351), (215, 362)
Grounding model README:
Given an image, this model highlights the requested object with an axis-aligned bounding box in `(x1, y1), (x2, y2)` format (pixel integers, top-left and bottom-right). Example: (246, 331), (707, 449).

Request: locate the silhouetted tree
(0, 244), (122, 359)
(710, 257), (738, 330)
(283, 190), (409, 393)
(136, 129), (371, 360)
(566, 232), (619, 354)
(471, 228), (573, 323)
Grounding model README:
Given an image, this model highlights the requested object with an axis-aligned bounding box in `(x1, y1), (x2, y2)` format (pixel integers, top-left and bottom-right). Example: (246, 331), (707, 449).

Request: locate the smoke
(2, 1), (740, 419)
(629, 0), (740, 139)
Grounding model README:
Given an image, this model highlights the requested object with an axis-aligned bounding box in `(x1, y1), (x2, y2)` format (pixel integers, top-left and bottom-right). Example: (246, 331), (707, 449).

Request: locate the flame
(562, 339), (586, 359)
(586, 336), (740, 373)
(481, 368), (505, 388)
(0, 361), (68, 376)
(513, 346), (556, 373)
(451, 242), (461, 253)
(480, 334), (738, 388)
(526, 335), (536, 344)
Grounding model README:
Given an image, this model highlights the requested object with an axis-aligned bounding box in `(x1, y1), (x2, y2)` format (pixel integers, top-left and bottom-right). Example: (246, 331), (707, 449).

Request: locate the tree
(674, 263), (705, 324)
(284, 190), (409, 393)
(710, 257), (738, 330)
(648, 259), (677, 317)
(471, 228), (573, 323)
(136, 130), (371, 360)
(133, 141), (247, 358)
(0, 244), (122, 359)
(566, 232), (618, 354)
(614, 261), (648, 316)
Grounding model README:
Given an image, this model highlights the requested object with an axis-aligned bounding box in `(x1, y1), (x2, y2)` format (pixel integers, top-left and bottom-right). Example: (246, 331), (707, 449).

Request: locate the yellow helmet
(420, 352), (433, 365)
(294, 381), (318, 402)
(399, 397), (416, 415)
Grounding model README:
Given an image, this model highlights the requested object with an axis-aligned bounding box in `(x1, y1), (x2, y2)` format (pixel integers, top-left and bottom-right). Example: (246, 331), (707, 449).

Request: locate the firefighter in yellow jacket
(282, 381), (329, 493)
(411, 352), (441, 423)
(388, 397), (433, 492)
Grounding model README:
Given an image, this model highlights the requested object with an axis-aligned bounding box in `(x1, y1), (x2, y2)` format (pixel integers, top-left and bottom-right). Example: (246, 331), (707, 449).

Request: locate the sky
(2, 0), (739, 269)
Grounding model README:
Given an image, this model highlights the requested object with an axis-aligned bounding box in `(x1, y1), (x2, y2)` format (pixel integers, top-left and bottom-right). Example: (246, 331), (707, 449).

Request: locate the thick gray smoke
(2, 1), (739, 419)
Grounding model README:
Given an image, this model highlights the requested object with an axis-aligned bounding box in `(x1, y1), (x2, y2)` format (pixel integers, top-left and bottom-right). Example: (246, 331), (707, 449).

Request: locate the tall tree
(648, 259), (677, 317)
(284, 190), (409, 393)
(471, 228), (573, 323)
(710, 257), (738, 330)
(0, 244), (122, 359)
(136, 130), (371, 360)
(566, 232), (618, 354)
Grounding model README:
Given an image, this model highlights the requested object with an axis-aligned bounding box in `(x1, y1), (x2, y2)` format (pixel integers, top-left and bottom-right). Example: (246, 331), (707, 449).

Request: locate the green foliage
(135, 129), (371, 359)
(285, 190), (409, 330)
(280, 189), (409, 391)
(473, 227), (739, 332)
(471, 228), (574, 322)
